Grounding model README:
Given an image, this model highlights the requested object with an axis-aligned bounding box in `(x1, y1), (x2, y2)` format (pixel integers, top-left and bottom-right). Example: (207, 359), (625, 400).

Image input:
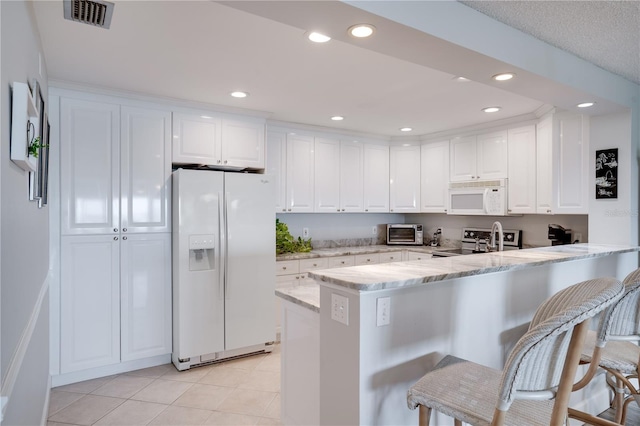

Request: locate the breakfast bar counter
(277, 244), (640, 425)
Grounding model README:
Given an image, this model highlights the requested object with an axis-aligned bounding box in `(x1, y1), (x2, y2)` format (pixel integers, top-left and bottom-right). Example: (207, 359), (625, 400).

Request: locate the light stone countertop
(276, 244), (441, 261)
(307, 243), (640, 291)
(276, 283), (320, 313)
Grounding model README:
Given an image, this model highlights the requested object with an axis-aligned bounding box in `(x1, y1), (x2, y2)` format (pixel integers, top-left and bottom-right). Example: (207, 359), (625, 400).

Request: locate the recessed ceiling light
(577, 102), (595, 108)
(200, 115), (212, 119)
(400, 127), (413, 132)
(454, 76), (470, 82)
(492, 73), (515, 81)
(348, 24), (375, 38)
(331, 116), (344, 121)
(307, 32), (331, 43)
(230, 91), (248, 98)
(482, 107), (501, 113)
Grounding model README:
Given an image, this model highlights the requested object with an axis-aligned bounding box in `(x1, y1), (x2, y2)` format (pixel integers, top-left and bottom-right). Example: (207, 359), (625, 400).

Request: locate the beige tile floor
(48, 345), (282, 426)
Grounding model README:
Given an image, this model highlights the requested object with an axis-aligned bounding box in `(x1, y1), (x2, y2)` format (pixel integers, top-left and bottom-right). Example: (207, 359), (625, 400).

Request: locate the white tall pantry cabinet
(53, 91), (172, 382)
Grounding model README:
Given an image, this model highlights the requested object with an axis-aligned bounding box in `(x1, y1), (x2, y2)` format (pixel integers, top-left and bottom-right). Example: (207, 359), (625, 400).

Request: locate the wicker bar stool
(569, 268), (640, 425)
(407, 277), (624, 426)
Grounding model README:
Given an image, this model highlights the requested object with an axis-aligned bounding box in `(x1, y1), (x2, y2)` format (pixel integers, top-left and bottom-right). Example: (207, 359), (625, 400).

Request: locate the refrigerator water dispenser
(188, 234), (216, 271)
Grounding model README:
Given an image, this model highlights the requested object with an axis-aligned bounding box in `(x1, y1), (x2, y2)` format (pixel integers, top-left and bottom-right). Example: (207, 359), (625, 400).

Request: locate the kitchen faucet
(488, 221), (504, 252)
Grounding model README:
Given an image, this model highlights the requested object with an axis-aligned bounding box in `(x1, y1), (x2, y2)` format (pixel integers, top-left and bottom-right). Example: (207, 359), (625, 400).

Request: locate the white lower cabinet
(60, 233), (171, 373)
(120, 233), (172, 362)
(405, 252), (432, 261)
(379, 251), (402, 263)
(61, 235), (120, 373)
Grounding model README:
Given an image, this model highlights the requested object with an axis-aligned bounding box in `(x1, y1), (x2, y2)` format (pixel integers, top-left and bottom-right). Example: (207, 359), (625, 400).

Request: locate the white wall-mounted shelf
(11, 82), (39, 172)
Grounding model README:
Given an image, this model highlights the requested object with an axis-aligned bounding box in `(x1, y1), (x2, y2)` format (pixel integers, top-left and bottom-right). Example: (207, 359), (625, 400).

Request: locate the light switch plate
(331, 293), (349, 325)
(377, 297), (390, 326)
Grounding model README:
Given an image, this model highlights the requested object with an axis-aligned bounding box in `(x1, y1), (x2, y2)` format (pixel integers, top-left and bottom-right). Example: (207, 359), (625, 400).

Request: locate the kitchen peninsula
(276, 244), (640, 426)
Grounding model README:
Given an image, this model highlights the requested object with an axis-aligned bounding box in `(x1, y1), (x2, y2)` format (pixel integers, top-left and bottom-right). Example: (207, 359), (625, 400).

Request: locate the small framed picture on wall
(595, 148), (618, 199)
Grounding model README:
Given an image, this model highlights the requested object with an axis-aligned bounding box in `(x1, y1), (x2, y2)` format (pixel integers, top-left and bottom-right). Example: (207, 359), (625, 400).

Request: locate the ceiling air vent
(63, 0), (114, 29)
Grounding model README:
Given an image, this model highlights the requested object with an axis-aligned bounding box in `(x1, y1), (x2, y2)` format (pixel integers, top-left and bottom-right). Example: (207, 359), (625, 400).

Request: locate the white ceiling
(31, 0), (637, 138)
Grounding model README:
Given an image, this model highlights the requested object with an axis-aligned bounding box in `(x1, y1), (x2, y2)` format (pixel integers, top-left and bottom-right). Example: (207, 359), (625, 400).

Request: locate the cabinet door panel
(449, 136), (476, 181)
(172, 113), (221, 165)
(476, 131), (508, 179)
(314, 138), (340, 212)
(536, 116), (554, 213)
(266, 131), (287, 213)
(557, 114), (588, 212)
(61, 236), (120, 373)
(421, 141), (449, 213)
(389, 146), (420, 212)
(363, 145), (389, 212)
(221, 118), (265, 169)
(121, 107), (171, 233)
(340, 141), (364, 212)
(60, 98), (120, 235)
(286, 135), (314, 212)
(507, 126), (536, 214)
(121, 233), (172, 361)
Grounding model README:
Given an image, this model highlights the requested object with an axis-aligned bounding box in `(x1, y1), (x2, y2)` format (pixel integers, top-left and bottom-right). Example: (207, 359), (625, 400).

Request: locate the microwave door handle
(483, 188), (491, 214)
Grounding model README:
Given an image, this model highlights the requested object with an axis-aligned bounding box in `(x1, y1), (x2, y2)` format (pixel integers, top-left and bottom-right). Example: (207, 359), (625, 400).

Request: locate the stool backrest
(596, 268), (640, 344)
(497, 277), (623, 409)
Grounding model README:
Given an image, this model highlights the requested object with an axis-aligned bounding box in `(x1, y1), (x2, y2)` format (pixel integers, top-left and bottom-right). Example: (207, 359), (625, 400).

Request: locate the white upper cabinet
(449, 136), (476, 181)
(314, 138), (341, 212)
(60, 98), (120, 235)
(120, 106), (171, 233)
(286, 134), (315, 212)
(450, 131), (507, 181)
(536, 113), (589, 214)
(221, 118), (265, 169)
(389, 145), (421, 212)
(339, 140), (364, 212)
(171, 113), (221, 166)
(266, 130), (287, 212)
(363, 144), (389, 212)
(507, 125), (537, 214)
(172, 112), (265, 170)
(420, 141), (449, 213)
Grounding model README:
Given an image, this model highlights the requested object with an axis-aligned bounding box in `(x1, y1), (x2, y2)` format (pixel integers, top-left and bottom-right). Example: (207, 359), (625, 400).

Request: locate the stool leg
(418, 405), (431, 426)
(454, 420), (462, 426)
(613, 377), (624, 424)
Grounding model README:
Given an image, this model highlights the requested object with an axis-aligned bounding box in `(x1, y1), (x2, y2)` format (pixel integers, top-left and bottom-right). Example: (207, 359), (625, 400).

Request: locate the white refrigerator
(172, 168), (275, 370)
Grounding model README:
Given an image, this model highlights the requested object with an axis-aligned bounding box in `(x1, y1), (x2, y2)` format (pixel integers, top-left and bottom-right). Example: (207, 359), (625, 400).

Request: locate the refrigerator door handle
(218, 191), (225, 300)
(224, 191), (230, 299)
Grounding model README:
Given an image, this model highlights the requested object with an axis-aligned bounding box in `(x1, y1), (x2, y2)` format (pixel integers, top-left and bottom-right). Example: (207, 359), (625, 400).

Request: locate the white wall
(410, 213), (588, 248)
(1, 1), (50, 424)
(589, 112), (635, 245)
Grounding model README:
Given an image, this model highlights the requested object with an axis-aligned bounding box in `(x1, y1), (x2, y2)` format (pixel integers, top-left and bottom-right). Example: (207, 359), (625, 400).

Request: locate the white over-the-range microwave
(448, 179), (509, 215)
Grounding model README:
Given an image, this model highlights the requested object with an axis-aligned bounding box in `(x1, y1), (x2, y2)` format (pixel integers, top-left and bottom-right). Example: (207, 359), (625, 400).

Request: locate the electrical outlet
(302, 227), (309, 238)
(331, 293), (349, 325)
(372, 225), (378, 235)
(376, 297), (390, 326)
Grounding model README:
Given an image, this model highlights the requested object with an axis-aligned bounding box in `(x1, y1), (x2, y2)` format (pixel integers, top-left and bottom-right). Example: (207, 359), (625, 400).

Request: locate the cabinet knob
(122, 228), (127, 232)
(342, 209), (345, 212)
(365, 209), (368, 212)
(337, 209), (340, 212)
(390, 209), (393, 212)
(507, 209), (511, 213)
(295, 276), (299, 279)
(113, 237), (118, 241)
(341, 261), (345, 264)
(114, 228), (118, 232)
(313, 263), (317, 267)
(224, 160), (228, 164)
(288, 209), (292, 212)
(123, 236), (127, 240)
(283, 266), (287, 270)
(217, 160), (221, 164)
(547, 209), (552, 213)
(444, 209), (447, 212)
(282, 209), (286, 212)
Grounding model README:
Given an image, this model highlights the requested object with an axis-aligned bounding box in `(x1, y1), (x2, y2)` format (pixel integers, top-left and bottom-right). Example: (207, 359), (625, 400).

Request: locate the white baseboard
(0, 272), (50, 421)
(51, 354), (171, 387)
(41, 375), (52, 426)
